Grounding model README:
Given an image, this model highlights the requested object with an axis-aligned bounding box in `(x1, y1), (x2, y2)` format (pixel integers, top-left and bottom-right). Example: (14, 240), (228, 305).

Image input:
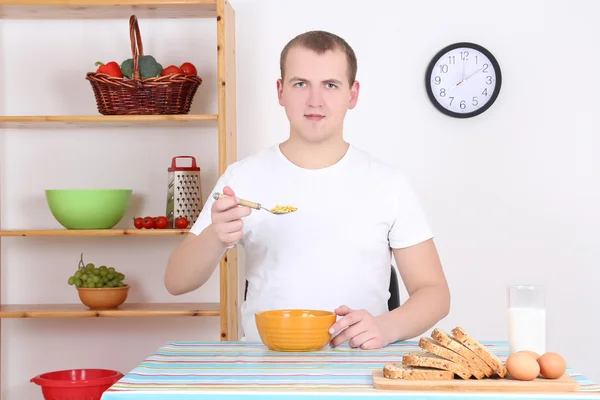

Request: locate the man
(164, 30), (450, 349)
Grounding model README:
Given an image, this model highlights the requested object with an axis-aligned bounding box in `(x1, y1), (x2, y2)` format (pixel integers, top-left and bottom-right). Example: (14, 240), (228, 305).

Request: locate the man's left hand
(328, 305), (387, 349)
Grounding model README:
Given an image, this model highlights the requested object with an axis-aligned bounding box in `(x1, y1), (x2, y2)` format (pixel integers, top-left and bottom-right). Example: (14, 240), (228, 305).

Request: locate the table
(102, 341), (600, 400)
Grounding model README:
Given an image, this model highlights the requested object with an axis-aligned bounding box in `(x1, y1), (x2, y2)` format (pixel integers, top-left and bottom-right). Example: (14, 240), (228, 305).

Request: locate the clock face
(425, 42), (502, 118)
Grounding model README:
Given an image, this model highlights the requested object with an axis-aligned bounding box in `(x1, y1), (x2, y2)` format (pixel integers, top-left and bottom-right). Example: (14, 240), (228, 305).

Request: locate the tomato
(180, 62), (197, 76)
(142, 216), (155, 229)
(133, 217), (144, 229)
(175, 217), (189, 229)
(155, 216), (169, 229)
(161, 65), (183, 76)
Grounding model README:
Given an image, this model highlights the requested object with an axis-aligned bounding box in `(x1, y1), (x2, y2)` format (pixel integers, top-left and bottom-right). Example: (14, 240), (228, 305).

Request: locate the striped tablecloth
(102, 341), (600, 400)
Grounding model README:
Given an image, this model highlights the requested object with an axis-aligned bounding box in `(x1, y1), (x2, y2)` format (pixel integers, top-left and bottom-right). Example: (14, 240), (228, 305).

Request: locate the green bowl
(45, 189), (132, 230)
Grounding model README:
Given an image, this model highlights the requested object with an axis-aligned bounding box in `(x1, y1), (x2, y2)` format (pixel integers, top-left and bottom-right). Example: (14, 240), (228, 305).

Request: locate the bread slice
(383, 363), (454, 380)
(418, 337), (485, 379)
(402, 351), (473, 380)
(451, 326), (507, 378)
(431, 328), (494, 377)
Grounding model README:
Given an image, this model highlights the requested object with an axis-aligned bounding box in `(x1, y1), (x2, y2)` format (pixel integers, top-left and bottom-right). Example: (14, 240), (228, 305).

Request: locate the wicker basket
(86, 15), (202, 115)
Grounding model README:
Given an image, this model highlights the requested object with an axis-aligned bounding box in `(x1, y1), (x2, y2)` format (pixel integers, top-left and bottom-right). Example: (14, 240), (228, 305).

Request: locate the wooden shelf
(0, 302), (220, 318)
(0, 229), (190, 237)
(0, 0), (218, 19)
(0, 114), (218, 129)
(0, 5), (239, 377)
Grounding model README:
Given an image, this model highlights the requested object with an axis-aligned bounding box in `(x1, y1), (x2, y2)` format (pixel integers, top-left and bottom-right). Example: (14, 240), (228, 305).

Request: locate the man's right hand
(211, 185), (251, 247)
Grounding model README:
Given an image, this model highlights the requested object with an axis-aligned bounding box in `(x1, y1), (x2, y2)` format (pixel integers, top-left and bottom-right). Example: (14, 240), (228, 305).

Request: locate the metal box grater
(166, 156), (203, 228)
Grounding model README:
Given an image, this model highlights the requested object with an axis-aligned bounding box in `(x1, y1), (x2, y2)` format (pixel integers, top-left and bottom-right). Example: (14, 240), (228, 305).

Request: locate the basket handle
(129, 15), (144, 80)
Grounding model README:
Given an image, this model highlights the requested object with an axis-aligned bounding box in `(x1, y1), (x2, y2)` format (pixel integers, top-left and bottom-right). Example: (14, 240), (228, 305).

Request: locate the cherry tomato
(180, 62), (197, 76)
(133, 217), (144, 229)
(155, 216), (169, 229)
(161, 65), (183, 76)
(175, 217), (189, 229)
(142, 216), (155, 229)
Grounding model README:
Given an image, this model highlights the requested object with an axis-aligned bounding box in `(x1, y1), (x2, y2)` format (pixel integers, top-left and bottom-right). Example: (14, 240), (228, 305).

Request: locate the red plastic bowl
(31, 368), (124, 400)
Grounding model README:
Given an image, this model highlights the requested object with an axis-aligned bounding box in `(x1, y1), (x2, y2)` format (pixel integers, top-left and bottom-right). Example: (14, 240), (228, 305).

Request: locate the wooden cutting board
(372, 370), (580, 393)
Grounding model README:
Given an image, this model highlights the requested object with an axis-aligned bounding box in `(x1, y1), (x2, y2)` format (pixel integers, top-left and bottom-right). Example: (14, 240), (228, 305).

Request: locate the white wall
(1, 0), (599, 398)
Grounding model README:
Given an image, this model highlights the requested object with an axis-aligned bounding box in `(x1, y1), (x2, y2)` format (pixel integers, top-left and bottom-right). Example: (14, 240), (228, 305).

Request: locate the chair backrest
(244, 265), (401, 311)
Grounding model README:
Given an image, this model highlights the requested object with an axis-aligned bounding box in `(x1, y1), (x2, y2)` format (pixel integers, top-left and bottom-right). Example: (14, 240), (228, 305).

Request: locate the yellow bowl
(76, 285), (130, 310)
(255, 309), (337, 352)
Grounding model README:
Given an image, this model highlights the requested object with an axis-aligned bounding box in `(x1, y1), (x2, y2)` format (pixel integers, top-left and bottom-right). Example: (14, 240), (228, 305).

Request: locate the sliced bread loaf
(402, 351), (473, 380)
(418, 337), (485, 379)
(431, 328), (494, 377)
(451, 326), (507, 378)
(383, 363), (455, 380)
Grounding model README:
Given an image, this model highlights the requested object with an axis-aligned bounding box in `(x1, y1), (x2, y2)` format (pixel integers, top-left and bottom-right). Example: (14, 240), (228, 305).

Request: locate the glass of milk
(507, 285), (545, 355)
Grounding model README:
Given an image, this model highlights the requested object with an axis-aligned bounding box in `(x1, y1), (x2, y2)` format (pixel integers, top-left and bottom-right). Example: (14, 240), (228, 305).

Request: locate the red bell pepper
(95, 61), (123, 78)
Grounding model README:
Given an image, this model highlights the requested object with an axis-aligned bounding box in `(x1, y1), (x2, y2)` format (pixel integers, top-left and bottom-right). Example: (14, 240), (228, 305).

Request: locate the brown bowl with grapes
(68, 253), (130, 310)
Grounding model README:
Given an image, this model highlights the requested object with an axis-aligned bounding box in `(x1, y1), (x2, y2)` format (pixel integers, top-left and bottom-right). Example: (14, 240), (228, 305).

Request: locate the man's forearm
(164, 225), (228, 295)
(378, 284), (451, 344)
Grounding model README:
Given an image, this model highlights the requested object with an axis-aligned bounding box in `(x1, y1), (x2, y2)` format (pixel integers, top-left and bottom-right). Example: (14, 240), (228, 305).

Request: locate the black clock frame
(425, 42), (502, 119)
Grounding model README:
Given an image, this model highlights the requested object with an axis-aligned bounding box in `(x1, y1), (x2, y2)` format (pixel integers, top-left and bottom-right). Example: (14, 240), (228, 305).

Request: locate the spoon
(212, 193), (297, 215)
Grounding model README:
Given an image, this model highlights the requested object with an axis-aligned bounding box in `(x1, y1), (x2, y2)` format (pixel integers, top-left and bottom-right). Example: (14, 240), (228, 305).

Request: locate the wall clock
(425, 42), (502, 118)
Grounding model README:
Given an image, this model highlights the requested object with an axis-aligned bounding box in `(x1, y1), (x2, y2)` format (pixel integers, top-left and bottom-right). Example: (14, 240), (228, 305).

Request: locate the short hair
(279, 30), (358, 86)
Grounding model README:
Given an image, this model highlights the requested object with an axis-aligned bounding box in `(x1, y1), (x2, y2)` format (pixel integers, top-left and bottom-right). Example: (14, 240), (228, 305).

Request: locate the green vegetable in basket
(120, 55), (162, 79)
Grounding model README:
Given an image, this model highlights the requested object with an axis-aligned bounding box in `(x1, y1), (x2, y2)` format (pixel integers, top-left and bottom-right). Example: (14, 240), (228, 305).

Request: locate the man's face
(277, 46), (359, 144)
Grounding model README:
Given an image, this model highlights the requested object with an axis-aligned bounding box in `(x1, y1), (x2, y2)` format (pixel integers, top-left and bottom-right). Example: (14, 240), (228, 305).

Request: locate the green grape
(70, 254), (128, 289)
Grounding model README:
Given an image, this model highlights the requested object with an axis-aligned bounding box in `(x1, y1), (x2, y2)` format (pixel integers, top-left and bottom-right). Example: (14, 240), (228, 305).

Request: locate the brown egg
(516, 350), (540, 360)
(506, 352), (541, 381)
(538, 352), (567, 379)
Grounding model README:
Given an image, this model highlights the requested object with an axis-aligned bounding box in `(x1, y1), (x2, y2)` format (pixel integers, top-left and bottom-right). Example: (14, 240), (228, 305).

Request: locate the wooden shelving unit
(0, 302), (220, 318)
(0, 229), (190, 237)
(0, 0), (219, 19)
(0, 0), (239, 389)
(0, 114), (219, 129)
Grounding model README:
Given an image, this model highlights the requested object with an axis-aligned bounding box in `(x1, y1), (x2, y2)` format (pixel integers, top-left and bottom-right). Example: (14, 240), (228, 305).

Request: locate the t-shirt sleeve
(189, 165), (235, 236)
(388, 174), (434, 249)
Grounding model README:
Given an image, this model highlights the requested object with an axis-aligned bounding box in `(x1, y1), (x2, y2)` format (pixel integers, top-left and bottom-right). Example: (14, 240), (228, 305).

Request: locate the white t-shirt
(189, 144), (433, 341)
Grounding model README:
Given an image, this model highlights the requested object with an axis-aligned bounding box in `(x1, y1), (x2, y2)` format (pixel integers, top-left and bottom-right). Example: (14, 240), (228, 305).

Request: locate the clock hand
(450, 76), (465, 90)
(448, 60), (475, 91)
(450, 64), (486, 91)
(451, 61), (468, 89)
(462, 65), (486, 82)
